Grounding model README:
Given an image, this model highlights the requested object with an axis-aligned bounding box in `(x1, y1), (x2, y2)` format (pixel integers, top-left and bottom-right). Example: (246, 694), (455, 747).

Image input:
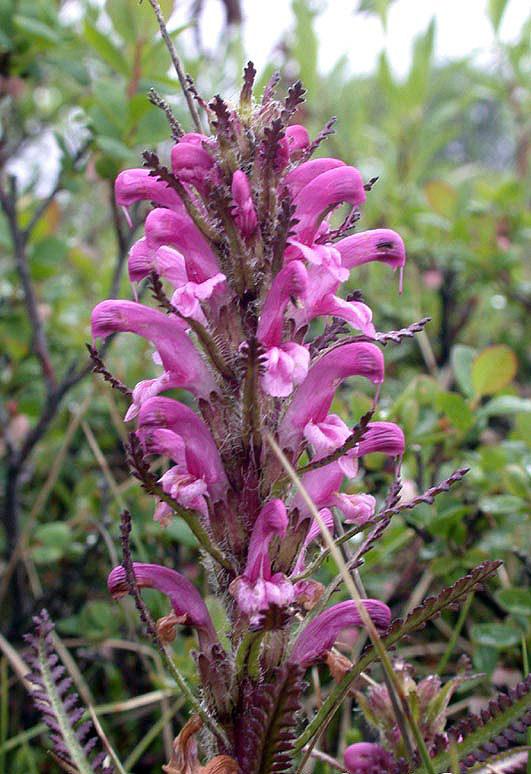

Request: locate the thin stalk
(146, 0), (203, 132)
(266, 434), (436, 774)
(436, 593), (473, 675)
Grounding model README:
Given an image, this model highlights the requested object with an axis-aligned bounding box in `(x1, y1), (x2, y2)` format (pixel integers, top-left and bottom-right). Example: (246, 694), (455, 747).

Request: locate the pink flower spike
(289, 599), (391, 668)
(144, 208), (220, 282)
(257, 260), (308, 347)
(137, 397), (228, 502)
(285, 158), (345, 199)
(278, 342), (384, 451)
(170, 141), (216, 194)
(231, 170), (257, 238)
(292, 165), (365, 243)
(91, 300), (217, 399)
(336, 229), (406, 293)
(108, 562), (217, 652)
(115, 168), (184, 212)
(344, 743), (395, 774)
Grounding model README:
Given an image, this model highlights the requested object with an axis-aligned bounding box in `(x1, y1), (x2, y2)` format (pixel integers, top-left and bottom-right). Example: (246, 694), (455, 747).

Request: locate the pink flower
(303, 414), (351, 458)
(278, 343), (384, 452)
(344, 743), (394, 774)
(144, 208), (220, 282)
(137, 397), (228, 502)
(170, 140), (217, 195)
(289, 599), (391, 667)
(114, 168), (184, 225)
(229, 500), (294, 625)
(257, 260), (309, 396)
(331, 493), (376, 525)
(336, 228), (406, 293)
(260, 343), (310, 397)
(91, 300), (217, 400)
(108, 562), (218, 651)
(290, 165), (365, 244)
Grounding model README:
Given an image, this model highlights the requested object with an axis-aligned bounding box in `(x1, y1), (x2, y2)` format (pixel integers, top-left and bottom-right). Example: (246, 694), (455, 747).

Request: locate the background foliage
(1, 0), (530, 771)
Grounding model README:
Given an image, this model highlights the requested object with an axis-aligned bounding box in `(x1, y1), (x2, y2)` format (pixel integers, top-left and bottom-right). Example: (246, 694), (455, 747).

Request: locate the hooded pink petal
(292, 166), (365, 244)
(336, 228), (406, 293)
(289, 599), (391, 667)
(91, 300), (216, 399)
(357, 422), (405, 458)
(144, 208), (220, 282)
(285, 158), (345, 199)
(285, 124), (310, 157)
(170, 141), (217, 194)
(108, 562), (217, 651)
(115, 168), (184, 212)
(257, 261), (308, 347)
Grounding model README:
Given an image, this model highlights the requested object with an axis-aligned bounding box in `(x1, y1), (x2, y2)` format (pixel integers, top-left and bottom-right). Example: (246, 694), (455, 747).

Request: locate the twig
(146, 0), (203, 132)
(148, 88), (184, 140)
(0, 176), (56, 391)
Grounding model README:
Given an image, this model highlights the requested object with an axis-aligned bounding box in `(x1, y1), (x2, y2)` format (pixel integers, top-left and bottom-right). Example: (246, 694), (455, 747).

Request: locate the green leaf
(488, 0), (510, 32)
(34, 522), (72, 549)
(471, 345), (518, 398)
(106, 0), (174, 44)
(13, 14), (61, 44)
(94, 135), (138, 163)
(437, 391), (474, 431)
(495, 588), (531, 616)
(470, 622), (521, 648)
(292, 0), (318, 95)
(451, 344), (476, 396)
(83, 21), (129, 75)
(479, 395), (531, 418)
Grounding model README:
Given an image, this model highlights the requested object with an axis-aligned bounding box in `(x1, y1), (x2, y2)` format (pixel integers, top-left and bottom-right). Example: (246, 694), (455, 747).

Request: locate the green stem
(436, 593), (473, 675)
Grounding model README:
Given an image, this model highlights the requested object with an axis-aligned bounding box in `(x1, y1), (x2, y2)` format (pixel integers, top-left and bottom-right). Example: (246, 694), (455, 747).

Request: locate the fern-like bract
(24, 609), (113, 774)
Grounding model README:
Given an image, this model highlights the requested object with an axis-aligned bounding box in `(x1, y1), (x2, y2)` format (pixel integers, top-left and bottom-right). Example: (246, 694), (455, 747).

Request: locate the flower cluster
(91, 66), (406, 767)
